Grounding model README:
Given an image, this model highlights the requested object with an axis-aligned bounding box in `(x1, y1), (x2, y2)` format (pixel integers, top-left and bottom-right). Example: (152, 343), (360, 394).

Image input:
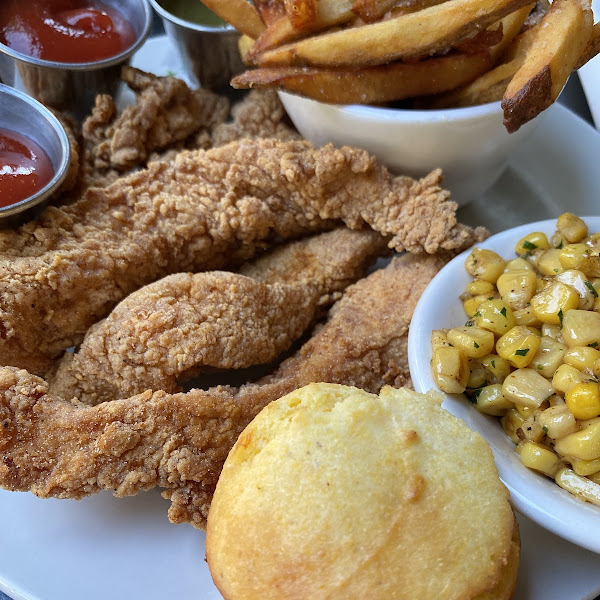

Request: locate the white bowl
(408, 217), (600, 554)
(279, 91), (543, 206)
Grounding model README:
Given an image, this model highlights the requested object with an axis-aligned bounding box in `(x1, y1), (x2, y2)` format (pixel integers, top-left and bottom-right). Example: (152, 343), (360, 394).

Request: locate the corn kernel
(537, 249), (564, 276)
(529, 335), (567, 378)
(466, 359), (487, 389)
(538, 404), (577, 439)
(431, 329), (451, 351)
(479, 354), (512, 384)
(504, 257), (534, 272)
(447, 326), (495, 358)
(518, 442), (559, 476)
(473, 299), (516, 336)
(586, 234), (600, 254)
(541, 323), (564, 341)
(464, 248), (505, 283)
(465, 280), (495, 296)
(555, 468), (600, 507)
(559, 243), (591, 271)
(552, 364), (585, 395)
(502, 368), (554, 408)
(431, 347), (469, 394)
(463, 295), (492, 318)
(518, 412), (546, 442)
(554, 421), (600, 460)
(561, 309), (600, 348)
(513, 305), (541, 327)
(496, 270), (537, 310)
(530, 282), (580, 325)
(502, 408), (526, 444)
(555, 269), (595, 310)
(557, 213), (588, 243)
(563, 346), (600, 373)
(570, 457), (600, 477)
(472, 384), (513, 416)
(515, 232), (550, 255)
(565, 382), (600, 420)
(496, 325), (540, 368)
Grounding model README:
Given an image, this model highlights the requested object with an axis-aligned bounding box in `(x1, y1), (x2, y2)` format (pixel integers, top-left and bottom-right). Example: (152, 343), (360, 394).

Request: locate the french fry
(232, 51), (492, 104)
(488, 3), (534, 62)
(352, 0), (400, 22)
(254, 0), (287, 25)
(522, 0), (550, 30)
(238, 35), (256, 62)
(502, 0), (593, 133)
(576, 22), (600, 69)
(248, 1), (355, 57)
(199, 0), (265, 38)
(253, 0), (535, 68)
(427, 12), (537, 108)
(284, 0), (318, 29)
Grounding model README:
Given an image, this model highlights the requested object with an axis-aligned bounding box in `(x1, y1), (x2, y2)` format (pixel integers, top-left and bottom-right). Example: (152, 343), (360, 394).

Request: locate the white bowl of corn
(409, 214), (600, 554)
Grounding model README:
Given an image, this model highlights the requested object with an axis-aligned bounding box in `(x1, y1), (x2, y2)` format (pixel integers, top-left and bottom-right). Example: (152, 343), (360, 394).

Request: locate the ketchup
(0, 129), (54, 208)
(0, 1), (136, 63)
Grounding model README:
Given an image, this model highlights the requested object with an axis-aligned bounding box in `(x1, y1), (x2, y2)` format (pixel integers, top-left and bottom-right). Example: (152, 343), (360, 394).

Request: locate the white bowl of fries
(408, 216), (600, 554)
(223, 0), (598, 203)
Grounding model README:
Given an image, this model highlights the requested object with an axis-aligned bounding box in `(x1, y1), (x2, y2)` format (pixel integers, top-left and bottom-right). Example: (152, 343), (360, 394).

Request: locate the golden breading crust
(0, 139), (485, 373)
(206, 384), (518, 600)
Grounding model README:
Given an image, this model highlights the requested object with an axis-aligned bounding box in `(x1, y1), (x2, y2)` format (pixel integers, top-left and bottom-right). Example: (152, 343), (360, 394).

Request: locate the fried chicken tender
(0, 139), (484, 373)
(211, 89), (300, 147)
(83, 66), (230, 171)
(48, 229), (388, 405)
(0, 253), (449, 529)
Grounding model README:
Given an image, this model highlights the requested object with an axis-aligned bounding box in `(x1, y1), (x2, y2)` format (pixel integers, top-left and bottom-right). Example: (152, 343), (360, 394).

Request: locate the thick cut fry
(249, 1), (355, 57)
(488, 3), (534, 62)
(199, 0), (265, 38)
(502, 0), (593, 133)
(576, 22), (600, 69)
(284, 0), (317, 29)
(254, 0), (286, 25)
(352, 0), (399, 21)
(233, 52), (492, 104)
(427, 12), (537, 108)
(254, 0), (534, 67)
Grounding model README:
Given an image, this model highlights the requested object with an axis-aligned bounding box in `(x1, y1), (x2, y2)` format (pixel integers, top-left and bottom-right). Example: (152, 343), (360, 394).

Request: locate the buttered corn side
(431, 213), (600, 507)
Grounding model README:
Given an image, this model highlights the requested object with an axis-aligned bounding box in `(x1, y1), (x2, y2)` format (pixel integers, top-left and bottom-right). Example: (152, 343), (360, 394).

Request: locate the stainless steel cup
(0, 84), (71, 227)
(148, 0), (245, 91)
(0, 0), (152, 119)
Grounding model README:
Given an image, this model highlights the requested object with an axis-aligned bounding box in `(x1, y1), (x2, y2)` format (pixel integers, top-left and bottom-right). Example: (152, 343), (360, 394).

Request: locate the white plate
(1, 36), (600, 600)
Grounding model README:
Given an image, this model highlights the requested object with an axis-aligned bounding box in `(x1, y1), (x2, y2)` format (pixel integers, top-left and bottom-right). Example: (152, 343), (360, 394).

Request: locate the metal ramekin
(0, 84), (71, 227)
(148, 0), (245, 91)
(0, 0), (152, 119)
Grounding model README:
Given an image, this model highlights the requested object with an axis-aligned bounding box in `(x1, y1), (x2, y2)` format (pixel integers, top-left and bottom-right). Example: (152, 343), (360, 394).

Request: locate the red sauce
(0, 128), (54, 208)
(0, 0), (136, 63)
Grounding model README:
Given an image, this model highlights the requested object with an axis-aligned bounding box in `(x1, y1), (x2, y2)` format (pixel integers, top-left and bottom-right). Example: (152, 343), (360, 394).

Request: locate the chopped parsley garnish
(585, 280), (599, 297)
(536, 364), (544, 370)
(542, 425), (549, 434)
(474, 342), (480, 348)
(490, 359), (496, 368)
(521, 251), (532, 259)
(500, 307), (507, 318)
(468, 388), (483, 404)
(590, 342), (599, 348)
(474, 311), (481, 318)
(522, 240), (537, 250)
(515, 349), (529, 356)
(558, 309), (564, 326)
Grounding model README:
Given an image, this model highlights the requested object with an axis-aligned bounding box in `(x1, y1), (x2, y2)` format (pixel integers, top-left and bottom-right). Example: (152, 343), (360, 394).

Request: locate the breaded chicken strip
(48, 229), (388, 405)
(211, 89), (299, 147)
(0, 253), (448, 529)
(84, 66), (230, 171)
(0, 139), (484, 373)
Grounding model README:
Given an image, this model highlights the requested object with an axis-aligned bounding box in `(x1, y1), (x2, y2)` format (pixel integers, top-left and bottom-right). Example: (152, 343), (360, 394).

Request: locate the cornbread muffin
(206, 384), (519, 600)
